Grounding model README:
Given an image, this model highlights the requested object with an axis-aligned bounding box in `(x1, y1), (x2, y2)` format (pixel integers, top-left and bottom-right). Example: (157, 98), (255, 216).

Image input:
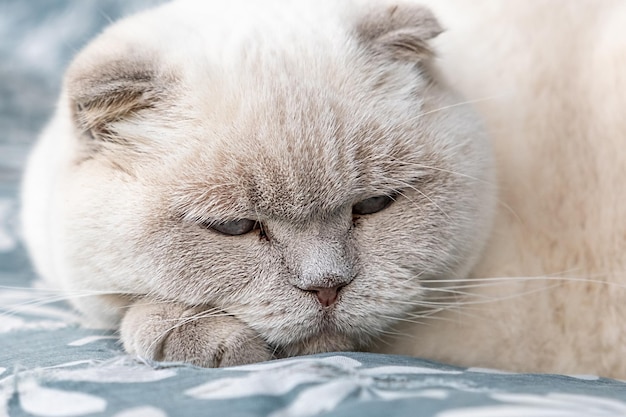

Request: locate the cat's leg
(119, 301), (272, 367)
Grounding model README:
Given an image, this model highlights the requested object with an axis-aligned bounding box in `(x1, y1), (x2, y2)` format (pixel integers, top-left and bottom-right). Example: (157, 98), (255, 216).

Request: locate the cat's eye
(209, 219), (260, 236)
(352, 195), (395, 215)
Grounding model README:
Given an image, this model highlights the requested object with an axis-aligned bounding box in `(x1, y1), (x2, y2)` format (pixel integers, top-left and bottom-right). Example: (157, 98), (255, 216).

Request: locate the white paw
(120, 301), (271, 367)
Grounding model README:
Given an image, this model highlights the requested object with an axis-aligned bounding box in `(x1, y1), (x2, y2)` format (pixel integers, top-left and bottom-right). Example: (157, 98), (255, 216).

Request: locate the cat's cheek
(133, 218), (266, 302)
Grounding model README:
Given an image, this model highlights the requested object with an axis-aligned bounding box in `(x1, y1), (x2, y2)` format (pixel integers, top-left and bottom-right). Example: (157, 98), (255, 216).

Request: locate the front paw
(120, 301), (272, 367)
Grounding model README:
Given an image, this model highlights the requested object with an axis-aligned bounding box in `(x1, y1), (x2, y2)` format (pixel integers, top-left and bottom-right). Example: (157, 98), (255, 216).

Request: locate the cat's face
(59, 0), (494, 354)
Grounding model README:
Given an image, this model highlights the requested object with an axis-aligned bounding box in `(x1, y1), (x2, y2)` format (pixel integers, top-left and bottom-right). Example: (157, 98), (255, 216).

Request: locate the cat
(20, 0), (626, 377)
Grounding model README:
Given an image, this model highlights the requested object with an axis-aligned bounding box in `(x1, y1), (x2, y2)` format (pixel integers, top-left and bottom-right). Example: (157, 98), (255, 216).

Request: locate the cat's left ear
(355, 2), (443, 61)
(65, 54), (174, 152)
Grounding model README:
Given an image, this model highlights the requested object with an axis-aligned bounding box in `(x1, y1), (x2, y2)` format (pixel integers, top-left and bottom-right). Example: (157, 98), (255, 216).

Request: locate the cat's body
(21, 0), (626, 376)
(380, 0), (626, 376)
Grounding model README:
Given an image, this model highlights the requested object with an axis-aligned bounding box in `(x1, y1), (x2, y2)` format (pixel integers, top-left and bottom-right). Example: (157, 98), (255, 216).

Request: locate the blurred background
(0, 0), (164, 282)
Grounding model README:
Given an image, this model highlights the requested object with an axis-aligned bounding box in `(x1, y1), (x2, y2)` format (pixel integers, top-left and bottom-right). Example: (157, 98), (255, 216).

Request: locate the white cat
(21, 0), (626, 376)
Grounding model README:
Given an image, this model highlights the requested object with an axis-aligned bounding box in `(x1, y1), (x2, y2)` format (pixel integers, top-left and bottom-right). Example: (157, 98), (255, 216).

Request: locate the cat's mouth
(256, 297), (366, 355)
(225, 279), (374, 355)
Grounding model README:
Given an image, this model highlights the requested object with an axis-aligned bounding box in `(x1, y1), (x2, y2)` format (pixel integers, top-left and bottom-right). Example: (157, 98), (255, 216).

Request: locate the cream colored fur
(20, 0), (626, 376)
(380, 0), (626, 377)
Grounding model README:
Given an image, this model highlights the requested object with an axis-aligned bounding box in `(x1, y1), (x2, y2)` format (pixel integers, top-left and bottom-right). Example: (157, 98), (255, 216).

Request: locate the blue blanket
(2, 2), (626, 416)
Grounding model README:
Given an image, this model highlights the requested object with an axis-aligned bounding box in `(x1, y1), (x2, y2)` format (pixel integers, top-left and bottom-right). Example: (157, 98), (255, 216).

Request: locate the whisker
(406, 309), (485, 323)
(142, 305), (231, 355)
(383, 157), (522, 223)
(390, 158), (493, 186)
(419, 274), (626, 290)
(423, 286), (494, 300)
(382, 177), (451, 220)
(378, 313), (432, 328)
(400, 94), (506, 127)
(0, 288), (138, 320)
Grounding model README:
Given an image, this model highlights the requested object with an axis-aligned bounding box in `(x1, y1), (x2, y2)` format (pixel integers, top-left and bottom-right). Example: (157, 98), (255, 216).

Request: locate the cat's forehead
(132, 0), (447, 221)
(174, 81), (436, 222)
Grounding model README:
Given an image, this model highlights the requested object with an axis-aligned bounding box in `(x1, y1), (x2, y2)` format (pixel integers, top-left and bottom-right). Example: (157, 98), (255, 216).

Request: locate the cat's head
(60, 0), (495, 354)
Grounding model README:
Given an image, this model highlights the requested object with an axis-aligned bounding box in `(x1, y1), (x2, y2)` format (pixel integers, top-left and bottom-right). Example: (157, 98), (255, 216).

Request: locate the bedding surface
(2, 2), (626, 416)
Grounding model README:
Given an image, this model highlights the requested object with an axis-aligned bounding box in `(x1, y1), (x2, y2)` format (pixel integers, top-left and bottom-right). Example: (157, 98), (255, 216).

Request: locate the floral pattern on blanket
(3, 1), (626, 417)
(3, 319), (626, 417)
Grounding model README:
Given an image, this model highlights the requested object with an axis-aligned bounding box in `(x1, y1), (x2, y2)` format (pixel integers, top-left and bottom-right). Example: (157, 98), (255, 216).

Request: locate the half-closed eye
(352, 195), (395, 215)
(208, 219), (260, 236)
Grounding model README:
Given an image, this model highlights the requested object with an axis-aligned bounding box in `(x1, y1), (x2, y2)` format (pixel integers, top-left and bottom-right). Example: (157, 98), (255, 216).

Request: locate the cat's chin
(272, 331), (359, 358)
(253, 306), (371, 357)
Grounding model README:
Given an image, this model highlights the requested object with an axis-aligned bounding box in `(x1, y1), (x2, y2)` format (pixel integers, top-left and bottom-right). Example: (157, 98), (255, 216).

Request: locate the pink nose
(306, 285), (344, 307)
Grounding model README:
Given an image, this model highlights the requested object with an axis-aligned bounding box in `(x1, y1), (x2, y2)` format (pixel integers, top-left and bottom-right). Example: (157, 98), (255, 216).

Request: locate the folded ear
(65, 56), (170, 149)
(356, 2), (443, 61)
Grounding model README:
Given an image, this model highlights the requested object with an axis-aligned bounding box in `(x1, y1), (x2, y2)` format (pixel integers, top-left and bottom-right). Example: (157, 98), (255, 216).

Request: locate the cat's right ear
(354, 2), (443, 61)
(65, 54), (175, 154)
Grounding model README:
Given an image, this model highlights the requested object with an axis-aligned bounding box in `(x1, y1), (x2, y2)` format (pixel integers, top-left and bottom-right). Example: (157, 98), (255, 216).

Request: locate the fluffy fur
(21, 0), (626, 376)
